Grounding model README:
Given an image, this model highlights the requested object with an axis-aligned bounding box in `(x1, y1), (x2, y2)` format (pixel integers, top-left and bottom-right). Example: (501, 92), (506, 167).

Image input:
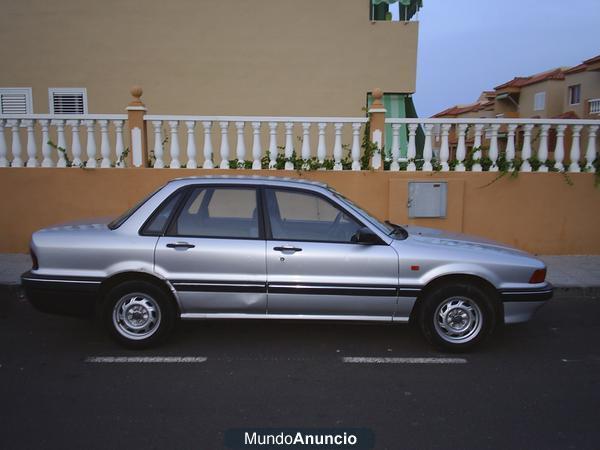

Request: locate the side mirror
(352, 226), (381, 245)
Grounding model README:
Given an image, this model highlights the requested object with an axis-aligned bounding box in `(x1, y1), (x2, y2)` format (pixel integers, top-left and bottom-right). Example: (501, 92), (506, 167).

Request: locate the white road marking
(85, 356), (207, 363)
(341, 357), (467, 364)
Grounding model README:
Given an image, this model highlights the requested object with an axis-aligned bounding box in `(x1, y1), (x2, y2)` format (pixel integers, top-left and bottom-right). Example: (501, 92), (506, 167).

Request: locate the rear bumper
(500, 284), (553, 324)
(21, 271), (102, 317)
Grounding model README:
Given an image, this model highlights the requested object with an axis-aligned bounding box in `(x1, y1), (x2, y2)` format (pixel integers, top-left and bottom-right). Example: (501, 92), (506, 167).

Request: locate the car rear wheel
(418, 282), (496, 352)
(104, 281), (175, 349)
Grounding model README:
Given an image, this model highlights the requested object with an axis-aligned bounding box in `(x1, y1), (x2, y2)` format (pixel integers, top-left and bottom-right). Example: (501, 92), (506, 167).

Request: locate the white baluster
(8, 120), (23, 167)
(151, 120), (164, 168)
(268, 122), (277, 169)
(68, 120), (82, 167)
(472, 123), (484, 171)
(99, 120), (111, 168)
(168, 120), (180, 168)
(521, 124), (534, 172)
(440, 123), (451, 171)
(301, 122), (311, 162)
(55, 119), (67, 167)
(317, 122), (327, 164)
(455, 123), (467, 172)
(407, 123), (417, 171)
(84, 120), (97, 168)
(505, 124), (517, 163)
(0, 120), (7, 167)
(251, 122), (262, 170)
(201, 121), (213, 169)
(585, 125), (598, 171)
(235, 121), (246, 167)
(554, 125), (566, 171)
(219, 121), (230, 169)
(24, 119), (38, 167)
(488, 123), (500, 172)
(422, 123), (433, 171)
(351, 123), (361, 171)
(284, 122), (294, 170)
(333, 123), (343, 171)
(39, 120), (53, 167)
(185, 121), (197, 169)
(568, 125), (583, 173)
(537, 124), (550, 172)
(390, 124), (400, 171)
(113, 120), (125, 168)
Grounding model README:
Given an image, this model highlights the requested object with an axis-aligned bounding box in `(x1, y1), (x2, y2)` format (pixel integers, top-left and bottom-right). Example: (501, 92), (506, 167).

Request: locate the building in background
(430, 54), (600, 159)
(433, 54), (600, 120)
(0, 0), (421, 121)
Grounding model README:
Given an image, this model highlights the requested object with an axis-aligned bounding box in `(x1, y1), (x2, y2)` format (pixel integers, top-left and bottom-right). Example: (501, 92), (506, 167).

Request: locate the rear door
(264, 187), (399, 319)
(154, 185), (266, 316)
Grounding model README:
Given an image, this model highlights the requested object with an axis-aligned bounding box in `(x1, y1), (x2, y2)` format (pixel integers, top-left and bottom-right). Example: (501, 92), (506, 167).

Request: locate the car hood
(403, 226), (530, 257)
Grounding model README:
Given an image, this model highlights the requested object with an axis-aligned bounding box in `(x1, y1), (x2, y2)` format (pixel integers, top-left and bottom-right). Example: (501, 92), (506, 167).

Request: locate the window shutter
(0, 91), (29, 114)
(52, 92), (85, 114)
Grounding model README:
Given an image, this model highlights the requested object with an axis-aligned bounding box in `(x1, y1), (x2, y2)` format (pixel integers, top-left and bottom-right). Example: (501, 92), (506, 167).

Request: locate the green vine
(48, 139), (129, 169)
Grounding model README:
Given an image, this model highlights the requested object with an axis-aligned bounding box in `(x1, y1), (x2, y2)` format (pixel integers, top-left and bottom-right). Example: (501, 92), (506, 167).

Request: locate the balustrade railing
(385, 118), (599, 173)
(1, 114), (599, 173)
(143, 116), (368, 170)
(0, 114), (128, 168)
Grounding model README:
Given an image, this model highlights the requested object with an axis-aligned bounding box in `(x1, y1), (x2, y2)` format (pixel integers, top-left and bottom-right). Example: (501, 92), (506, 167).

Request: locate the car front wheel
(418, 282), (497, 352)
(104, 280), (176, 349)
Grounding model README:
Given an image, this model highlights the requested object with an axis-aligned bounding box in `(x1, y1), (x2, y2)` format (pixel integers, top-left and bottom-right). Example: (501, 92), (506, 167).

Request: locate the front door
(264, 188), (399, 319)
(154, 185), (266, 316)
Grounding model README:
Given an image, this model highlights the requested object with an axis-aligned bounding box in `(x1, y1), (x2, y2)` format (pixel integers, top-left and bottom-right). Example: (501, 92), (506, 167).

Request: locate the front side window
(568, 84), (581, 105)
(266, 189), (362, 243)
(171, 187), (259, 239)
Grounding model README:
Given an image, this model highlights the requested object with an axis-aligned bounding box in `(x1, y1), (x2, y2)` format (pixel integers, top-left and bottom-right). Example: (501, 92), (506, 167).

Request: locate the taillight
(30, 247), (39, 270)
(529, 268), (546, 284)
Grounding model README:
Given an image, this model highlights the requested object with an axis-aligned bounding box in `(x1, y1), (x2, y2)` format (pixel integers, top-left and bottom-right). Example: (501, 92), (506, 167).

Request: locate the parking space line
(85, 356), (207, 363)
(341, 357), (467, 364)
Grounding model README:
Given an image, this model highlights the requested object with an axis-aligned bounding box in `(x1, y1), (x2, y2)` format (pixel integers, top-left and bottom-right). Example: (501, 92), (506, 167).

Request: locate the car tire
(418, 282), (497, 352)
(104, 280), (176, 349)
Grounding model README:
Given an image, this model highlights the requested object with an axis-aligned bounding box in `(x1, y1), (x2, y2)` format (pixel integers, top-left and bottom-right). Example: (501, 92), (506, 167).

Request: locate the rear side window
(170, 187), (259, 239)
(108, 186), (163, 230)
(141, 191), (184, 235)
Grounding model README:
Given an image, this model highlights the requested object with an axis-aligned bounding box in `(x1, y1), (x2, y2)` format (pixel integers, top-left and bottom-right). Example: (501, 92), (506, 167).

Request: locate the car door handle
(273, 246), (302, 253)
(166, 242), (195, 249)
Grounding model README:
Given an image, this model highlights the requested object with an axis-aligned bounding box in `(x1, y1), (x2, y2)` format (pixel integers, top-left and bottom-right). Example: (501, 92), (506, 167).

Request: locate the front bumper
(500, 284), (553, 324)
(21, 271), (101, 317)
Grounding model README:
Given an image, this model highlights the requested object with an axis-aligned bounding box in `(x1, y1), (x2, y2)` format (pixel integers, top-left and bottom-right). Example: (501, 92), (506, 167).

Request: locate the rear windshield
(108, 186), (163, 230)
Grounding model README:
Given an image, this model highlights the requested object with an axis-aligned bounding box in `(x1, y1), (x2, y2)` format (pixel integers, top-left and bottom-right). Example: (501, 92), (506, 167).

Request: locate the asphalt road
(1, 294), (599, 450)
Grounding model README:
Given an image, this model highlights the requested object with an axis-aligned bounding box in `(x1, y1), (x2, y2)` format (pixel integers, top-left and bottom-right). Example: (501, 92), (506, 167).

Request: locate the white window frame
(48, 87), (88, 114)
(0, 87), (33, 114)
(568, 84), (581, 105)
(534, 92), (546, 111)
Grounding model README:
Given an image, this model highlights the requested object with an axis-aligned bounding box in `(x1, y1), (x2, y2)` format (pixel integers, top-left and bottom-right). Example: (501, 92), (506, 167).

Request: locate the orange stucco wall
(1, 168), (599, 255)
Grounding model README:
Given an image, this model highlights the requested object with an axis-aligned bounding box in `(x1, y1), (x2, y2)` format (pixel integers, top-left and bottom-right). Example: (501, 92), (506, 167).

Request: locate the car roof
(168, 175), (330, 189)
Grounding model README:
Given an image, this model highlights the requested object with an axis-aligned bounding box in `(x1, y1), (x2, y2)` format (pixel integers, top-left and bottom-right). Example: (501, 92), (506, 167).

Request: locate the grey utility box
(408, 181), (448, 218)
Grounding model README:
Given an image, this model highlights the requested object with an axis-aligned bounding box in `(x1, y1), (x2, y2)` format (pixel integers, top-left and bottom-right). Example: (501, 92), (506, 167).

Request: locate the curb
(553, 286), (600, 299)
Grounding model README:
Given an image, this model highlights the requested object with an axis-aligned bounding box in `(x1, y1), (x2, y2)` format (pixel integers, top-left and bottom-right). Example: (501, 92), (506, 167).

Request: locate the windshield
(107, 186), (163, 230)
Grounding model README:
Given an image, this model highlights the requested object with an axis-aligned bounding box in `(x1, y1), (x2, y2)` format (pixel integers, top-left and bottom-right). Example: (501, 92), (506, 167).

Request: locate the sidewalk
(1, 253), (599, 296)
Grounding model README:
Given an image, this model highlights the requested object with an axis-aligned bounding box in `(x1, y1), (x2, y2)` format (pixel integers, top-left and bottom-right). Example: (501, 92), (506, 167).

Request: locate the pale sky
(398, 0), (600, 117)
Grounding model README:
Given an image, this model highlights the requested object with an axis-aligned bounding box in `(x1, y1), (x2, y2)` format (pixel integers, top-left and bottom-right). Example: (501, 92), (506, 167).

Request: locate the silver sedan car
(22, 176), (552, 351)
